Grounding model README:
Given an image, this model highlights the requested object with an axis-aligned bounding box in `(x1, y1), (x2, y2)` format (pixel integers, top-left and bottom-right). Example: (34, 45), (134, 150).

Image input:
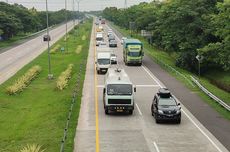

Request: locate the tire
(155, 118), (160, 123)
(105, 109), (109, 115)
(139, 63), (142, 66)
(151, 105), (154, 116)
(176, 118), (181, 124)
(97, 70), (100, 74)
(128, 110), (133, 115)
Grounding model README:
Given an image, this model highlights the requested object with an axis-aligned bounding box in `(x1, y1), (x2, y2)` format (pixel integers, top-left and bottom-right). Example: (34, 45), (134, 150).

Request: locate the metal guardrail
(60, 58), (86, 152)
(191, 76), (230, 112)
(144, 49), (195, 88)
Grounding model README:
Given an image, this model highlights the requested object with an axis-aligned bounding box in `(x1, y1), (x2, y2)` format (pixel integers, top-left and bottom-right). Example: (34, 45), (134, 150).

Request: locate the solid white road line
(136, 84), (160, 88)
(141, 65), (163, 88)
(135, 103), (142, 116)
(153, 141), (160, 152)
(182, 109), (223, 152)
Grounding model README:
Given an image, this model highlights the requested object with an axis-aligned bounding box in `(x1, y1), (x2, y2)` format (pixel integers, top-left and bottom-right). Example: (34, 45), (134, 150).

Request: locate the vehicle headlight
(176, 109), (181, 114)
(158, 110), (164, 114)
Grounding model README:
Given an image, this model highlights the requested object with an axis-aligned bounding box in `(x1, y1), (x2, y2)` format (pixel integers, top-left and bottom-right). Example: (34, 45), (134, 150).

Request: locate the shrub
(75, 45), (82, 54)
(20, 144), (45, 152)
(6, 65), (42, 95)
(50, 44), (60, 54)
(81, 35), (86, 41)
(56, 64), (74, 90)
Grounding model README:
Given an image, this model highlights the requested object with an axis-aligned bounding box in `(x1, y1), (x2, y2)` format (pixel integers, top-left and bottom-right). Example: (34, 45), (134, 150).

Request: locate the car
(107, 31), (113, 37)
(151, 88), (181, 124)
(110, 53), (117, 64)
(109, 40), (117, 47)
(43, 34), (51, 41)
(121, 37), (127, 44)
(99, 41), (107, 47)
(108, 34), (115, 42)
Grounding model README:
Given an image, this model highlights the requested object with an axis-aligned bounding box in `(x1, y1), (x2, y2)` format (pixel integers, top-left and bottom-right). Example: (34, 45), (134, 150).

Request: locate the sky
(0, 0), (153, 11)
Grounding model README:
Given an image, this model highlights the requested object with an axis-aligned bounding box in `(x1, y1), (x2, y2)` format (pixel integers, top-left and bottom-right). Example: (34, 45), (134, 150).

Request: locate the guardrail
(60, 58), (86, 152)
(191, 76), (230, 111)
(145, 50), (195, 88)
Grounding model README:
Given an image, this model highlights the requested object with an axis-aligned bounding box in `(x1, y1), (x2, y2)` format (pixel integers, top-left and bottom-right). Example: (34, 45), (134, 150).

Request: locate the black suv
(151, 88), (181, 124)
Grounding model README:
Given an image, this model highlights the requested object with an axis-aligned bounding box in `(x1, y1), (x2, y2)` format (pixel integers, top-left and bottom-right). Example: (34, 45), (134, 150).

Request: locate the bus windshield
(128, 51), (142, 57)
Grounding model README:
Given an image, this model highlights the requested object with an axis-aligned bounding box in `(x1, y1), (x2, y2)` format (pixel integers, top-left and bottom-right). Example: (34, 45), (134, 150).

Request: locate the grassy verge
(0, 19), (92, 151)
(108, 22), (230, 120)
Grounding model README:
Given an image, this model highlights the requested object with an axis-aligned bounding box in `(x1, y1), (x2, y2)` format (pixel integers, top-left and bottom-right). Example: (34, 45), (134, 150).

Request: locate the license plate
(117, 109), (123, 112)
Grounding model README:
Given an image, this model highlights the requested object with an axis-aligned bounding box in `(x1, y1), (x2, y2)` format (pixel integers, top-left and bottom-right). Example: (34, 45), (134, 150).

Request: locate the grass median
(108, 21), (230, 120)
(0, 19), (92, 151)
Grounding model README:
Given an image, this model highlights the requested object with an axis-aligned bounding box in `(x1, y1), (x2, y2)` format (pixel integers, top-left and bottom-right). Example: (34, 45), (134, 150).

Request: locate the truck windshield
(128, 52), (141, 57)
(107, 84), (132, 95)
(98, 59), (110, 65)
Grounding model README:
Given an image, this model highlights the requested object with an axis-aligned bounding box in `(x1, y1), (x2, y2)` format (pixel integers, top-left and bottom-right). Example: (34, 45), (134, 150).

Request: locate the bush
(81, 35), (86, 41)
(6, 65), (42, 95)
(56, 64), (74, 90)
(20, 144), (45, 152)
(50, 44), (60, 54)
(75, 45), (82, 54)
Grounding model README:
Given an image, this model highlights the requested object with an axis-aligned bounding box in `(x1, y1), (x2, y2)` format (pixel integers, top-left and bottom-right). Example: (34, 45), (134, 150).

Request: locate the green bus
(123, 39), (144, 66)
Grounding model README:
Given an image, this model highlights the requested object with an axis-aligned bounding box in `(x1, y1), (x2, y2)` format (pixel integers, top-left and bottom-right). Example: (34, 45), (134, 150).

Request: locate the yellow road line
(94, 23), (100, 152)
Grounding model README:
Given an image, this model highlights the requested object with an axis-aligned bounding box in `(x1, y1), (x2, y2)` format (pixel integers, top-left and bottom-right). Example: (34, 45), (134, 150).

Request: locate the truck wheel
(105, 109), (109, 115)
(139, 63), (142, 66)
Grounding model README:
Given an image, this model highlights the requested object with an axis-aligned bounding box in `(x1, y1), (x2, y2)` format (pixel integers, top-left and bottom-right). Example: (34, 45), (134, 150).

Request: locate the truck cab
(96, 52), (111, 74)
(123, 39), (144, 66)
(103, 68), (136, 115)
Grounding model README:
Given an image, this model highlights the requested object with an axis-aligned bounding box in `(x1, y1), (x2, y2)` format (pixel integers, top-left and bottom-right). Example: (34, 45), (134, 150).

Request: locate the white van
(96, 33), (104, 46)
(96, 52), (111, 74)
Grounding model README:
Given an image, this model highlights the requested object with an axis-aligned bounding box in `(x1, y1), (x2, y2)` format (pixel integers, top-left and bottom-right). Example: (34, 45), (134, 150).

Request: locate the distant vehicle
(107, 31), (113, 37)
(109, 40), (117, 47)
(101, 19), (106, 24)
(99, 16), (102, 20)
(123, 39), (144, 66)
(96, 33), (104, 46)
(99, 41), (107, 47)
(103, 68), (136, 114)
(43, 35), (51, 41)
(96, 52), (111, 74)
(151, 88), (181, 124)
(121, 37), (127, 44)
(108, 34), (115, 42)
(96, 26), (103, 32)
(110, 52), (117, 64)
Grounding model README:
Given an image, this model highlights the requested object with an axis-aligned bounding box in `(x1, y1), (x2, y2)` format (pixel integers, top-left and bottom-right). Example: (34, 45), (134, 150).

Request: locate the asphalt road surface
(74, 21), (229, 152)
(0, 22), (74, 85)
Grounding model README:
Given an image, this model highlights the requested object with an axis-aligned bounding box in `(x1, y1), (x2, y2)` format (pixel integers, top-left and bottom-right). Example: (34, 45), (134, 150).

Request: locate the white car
(110, 53), (117, 64)
(121, 37), (127, 45)
(99, 41), (107, 47)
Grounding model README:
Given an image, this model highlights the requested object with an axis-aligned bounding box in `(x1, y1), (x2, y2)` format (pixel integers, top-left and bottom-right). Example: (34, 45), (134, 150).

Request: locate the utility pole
(124, 0), (127, 9)
(65, 0), (68, 53)
(46, 0), (53, 79)
(77, 0), (80, 36)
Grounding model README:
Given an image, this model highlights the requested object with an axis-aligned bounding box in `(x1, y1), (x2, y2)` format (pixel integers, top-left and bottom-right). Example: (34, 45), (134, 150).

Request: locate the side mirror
(134, 86), (136, 92)
(142, 52), (144, 56)
(177, 103), (180, 106)
(95, 61), (97, 64)
(103, 88), (105, 94)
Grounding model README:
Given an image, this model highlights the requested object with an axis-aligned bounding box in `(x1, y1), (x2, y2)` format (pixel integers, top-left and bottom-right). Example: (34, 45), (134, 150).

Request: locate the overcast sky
(0, 0), (153, 11)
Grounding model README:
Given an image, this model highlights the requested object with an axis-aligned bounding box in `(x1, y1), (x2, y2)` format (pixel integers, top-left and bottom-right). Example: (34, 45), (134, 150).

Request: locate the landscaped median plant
(75, 45), (82, 54)
(6, 65), (42, 95)
(20, 144), (45, 152)
(56, 64), (74, 90)
(81, 35), (86, 41)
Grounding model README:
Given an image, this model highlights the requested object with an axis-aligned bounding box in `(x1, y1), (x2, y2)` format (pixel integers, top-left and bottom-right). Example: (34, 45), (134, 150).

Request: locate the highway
(74, 21), (229, 152)
(0, 22), (74, 85)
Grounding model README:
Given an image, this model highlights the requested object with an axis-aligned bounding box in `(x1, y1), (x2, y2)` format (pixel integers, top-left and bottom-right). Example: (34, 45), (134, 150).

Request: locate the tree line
(103, 0), (230, 73)
(0, 2), (84, 40)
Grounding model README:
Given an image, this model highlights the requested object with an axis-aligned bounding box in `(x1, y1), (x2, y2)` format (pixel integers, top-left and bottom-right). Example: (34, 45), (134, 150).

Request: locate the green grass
(108, 22), (230, 120)
(0, 33), (31, 49)
(0, 19), (93, 152)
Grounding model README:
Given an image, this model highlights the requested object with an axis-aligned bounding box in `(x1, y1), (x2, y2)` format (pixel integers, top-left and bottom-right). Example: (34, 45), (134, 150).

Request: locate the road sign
(196, 55), (204, 61)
